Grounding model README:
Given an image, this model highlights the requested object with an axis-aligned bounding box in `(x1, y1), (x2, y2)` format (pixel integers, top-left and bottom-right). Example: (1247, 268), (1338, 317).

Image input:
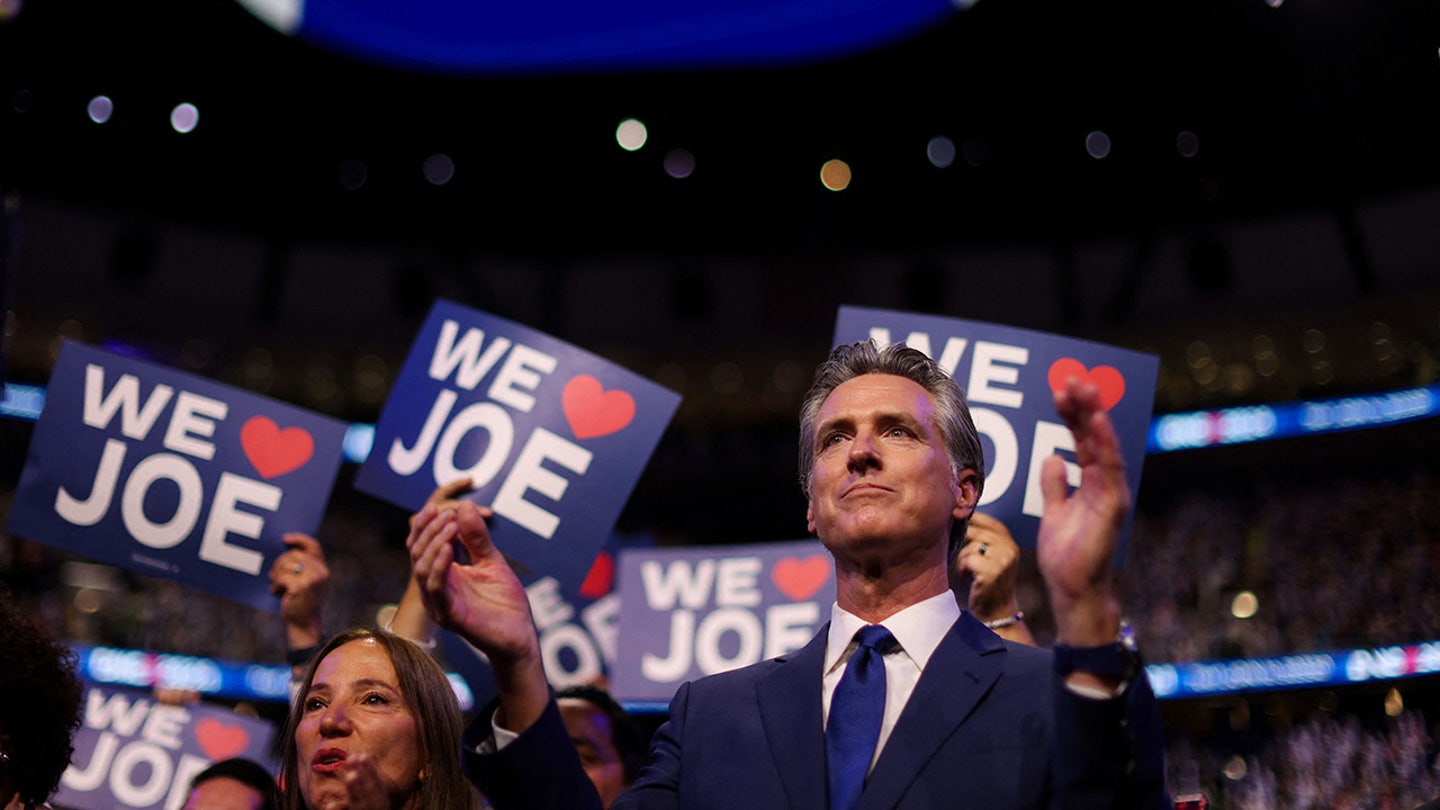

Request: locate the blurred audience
(1167, 709), (1439, 810)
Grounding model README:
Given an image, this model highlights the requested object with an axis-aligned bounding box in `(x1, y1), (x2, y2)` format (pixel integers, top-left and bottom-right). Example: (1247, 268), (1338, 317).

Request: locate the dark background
(2, 0), (1438, 538)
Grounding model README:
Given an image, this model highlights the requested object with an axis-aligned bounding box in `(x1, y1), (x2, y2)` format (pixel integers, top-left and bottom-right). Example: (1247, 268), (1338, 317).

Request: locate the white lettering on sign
(638, 556), (823, 685)
(62, 689), (217, 810)
(387, 326), (593, 541)
(54, 365), (286, 575)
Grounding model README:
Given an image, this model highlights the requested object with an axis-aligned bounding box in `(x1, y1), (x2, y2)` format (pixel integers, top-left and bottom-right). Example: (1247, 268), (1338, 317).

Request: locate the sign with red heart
(55, 683), (277, 810)
(614, 540), (835, 701)
(1046, 358), (1126, 411)
(833, 306), (1158, 564)
(771, 554), (832, 602)
(240, 416), (316, 479)
(195, 717), (253, 760)
(355, 300), (681, 591)
(8, 341), (348, 612)
(563, 375), (638, 439)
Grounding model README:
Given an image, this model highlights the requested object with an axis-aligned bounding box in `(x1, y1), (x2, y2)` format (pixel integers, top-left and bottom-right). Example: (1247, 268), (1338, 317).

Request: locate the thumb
(1039, 453), (1070, 517)
(454, 501), (500, 562)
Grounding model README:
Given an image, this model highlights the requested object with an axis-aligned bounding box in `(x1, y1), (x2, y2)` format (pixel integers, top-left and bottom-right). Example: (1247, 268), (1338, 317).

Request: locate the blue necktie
(826, 624), (898, 810)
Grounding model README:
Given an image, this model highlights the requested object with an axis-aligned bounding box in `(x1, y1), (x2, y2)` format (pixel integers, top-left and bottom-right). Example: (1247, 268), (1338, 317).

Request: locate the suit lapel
(757, 623), (831, 810)
(858, 613), (1007, 810)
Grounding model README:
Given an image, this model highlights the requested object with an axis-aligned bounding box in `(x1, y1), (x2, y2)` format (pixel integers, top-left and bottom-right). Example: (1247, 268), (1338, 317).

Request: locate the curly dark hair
(0, 591), (84, 809)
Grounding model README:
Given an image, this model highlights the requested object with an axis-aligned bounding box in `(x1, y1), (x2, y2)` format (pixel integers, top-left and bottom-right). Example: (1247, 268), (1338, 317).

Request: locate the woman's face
(295, 639), (424, 810)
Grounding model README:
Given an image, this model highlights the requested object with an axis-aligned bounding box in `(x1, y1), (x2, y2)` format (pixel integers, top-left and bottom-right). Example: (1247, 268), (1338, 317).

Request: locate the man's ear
(952, 468), (980, 520)
(806, 501), (817, 535)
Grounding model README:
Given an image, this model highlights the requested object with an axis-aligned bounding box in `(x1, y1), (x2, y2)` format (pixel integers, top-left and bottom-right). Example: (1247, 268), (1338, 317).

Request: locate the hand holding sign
(956, 514), (1022, 620)
(269, 533), (330, 657)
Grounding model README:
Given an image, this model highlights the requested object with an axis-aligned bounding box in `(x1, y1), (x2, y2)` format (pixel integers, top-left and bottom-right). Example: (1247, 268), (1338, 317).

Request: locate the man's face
(805, 374), (978, 565)
(559, 698), (628, 809)
(183, 777), (267, 810)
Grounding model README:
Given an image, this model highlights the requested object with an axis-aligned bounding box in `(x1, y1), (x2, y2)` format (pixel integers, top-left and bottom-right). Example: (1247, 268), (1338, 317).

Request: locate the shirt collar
(824, 591), (961, 675)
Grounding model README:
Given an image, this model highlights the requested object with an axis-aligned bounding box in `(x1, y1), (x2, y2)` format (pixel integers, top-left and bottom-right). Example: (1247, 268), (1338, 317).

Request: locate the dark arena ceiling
(5, 0), (1440, 251)
(1, 1), (1439, 549)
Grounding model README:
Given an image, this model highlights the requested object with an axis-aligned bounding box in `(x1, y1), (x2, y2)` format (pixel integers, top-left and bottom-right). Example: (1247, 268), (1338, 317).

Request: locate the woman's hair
(0, 591), (84, 810)
(278, 627), (476, 810)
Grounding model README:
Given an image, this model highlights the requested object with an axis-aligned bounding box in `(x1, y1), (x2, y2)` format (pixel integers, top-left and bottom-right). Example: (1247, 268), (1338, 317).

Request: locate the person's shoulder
(1001, 639), (1053, 668)
(689, 652), (795, 690)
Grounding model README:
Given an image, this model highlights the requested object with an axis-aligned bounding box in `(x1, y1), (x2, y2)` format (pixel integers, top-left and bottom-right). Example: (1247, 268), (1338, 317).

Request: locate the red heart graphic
(562, 376), (637, 440)
(1046, 358), (1126, 411)
(771, 555), (831, 602)
(240, 416), (315, 479)
(578, 551), (615, 599)
(195, 717), (251, 761)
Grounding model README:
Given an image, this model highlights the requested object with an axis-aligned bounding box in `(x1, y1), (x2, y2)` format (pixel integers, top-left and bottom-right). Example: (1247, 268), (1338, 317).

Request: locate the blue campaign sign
(612, 541), (836, 702)
(438, 543), (623, 706)
(833, 306), (1159, 561)
(7, 342), (347, 612)
(55, 683), (278, 810)
(354, 300), (680, 589)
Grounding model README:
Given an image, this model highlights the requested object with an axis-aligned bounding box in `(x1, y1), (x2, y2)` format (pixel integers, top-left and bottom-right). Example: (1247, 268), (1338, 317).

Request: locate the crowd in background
(2, 436), (1437, 808)
(1169, 709), (1440, 810)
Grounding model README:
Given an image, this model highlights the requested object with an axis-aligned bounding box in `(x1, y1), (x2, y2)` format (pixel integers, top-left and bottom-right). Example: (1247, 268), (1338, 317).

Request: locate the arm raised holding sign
(956, 512), (1036, 646)
(408, 498), (604, 809)
(408, 500), (551, 734)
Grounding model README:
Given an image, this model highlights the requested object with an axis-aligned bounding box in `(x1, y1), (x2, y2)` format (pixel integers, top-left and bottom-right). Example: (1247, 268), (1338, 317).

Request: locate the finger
(412, 511), (458, 580)
(428, 476), (476, 509)
(454, 501), (499, 562)
(406, 503), (440, 551)
(341, 753), (385, 804)
(410, 509), (456, 568)
(418, 523), (458, 600)
(969, 511), (1002, 530)
(282, 532), (323, 557)
(1039, 452), (1070, 516)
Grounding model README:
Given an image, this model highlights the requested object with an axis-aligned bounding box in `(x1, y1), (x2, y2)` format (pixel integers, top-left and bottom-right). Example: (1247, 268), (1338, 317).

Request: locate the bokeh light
(664, 148), (695, 179)
(1177, 130), (1200, 158)
(424, 153), (455, 185)
(87, 96), (113, 124)
(926, 136), (956, 168)
(820, 159), (851, 191)
(170, 102), (199, 134)
(616, 118), (648, 151)
(1085, 130), (1112, 159)
(1231, 591), (1259, 619)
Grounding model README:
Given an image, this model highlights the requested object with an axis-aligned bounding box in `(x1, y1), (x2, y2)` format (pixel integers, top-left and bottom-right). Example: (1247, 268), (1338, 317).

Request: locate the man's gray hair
(798, 340), (986, 566)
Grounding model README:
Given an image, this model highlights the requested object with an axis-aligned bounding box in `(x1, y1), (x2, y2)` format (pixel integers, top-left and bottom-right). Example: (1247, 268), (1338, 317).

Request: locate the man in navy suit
(408, 340), (1170, 809)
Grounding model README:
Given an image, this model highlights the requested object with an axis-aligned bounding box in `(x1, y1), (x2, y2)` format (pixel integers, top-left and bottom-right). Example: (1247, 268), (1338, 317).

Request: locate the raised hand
(956, 512), (1035, 645)
(271, 532), (330, 651)
(1036, 378), (1129, 649)
(406, 497), (549, 732)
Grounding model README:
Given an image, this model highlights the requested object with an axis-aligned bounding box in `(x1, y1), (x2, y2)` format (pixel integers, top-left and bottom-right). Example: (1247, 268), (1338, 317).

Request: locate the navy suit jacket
(465, 612), (1170, 809)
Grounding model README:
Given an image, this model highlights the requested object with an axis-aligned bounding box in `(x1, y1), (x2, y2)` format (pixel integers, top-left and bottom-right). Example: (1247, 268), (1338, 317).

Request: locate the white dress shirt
(821, 591), (961, 773)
